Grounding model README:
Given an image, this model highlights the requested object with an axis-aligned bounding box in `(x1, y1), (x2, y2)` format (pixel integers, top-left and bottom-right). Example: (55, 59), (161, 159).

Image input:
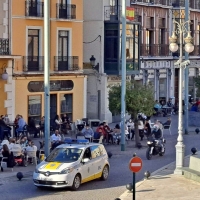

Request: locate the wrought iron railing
(23, 56), (44, 72)
(131, 0), (171, 6)
(131, 0), (200, 8)
(54, 56), (79, 71)
(25, 0), (44, 17)
(104, 5), (121, 21)
(56, 3), (76, 19)
(0, 38), (10, 55)
(140, 44), (170, 56)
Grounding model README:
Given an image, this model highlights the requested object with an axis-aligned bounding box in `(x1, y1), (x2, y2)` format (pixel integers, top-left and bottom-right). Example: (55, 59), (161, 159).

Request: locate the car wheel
(71, 174), (81, 191)
(101, 165), (109, 181)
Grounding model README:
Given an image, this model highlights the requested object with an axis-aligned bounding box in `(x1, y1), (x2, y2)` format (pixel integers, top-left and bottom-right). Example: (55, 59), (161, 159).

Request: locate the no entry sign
(129, 156), (142, 173)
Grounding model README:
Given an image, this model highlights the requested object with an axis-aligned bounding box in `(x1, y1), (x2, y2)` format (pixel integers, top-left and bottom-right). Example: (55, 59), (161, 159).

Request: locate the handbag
(1, 161), (7, 169)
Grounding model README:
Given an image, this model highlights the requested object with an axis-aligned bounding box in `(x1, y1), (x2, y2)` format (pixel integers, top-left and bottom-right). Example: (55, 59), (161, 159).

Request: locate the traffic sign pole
(133, 172), (135, 200)
(129, 154), (143, 200)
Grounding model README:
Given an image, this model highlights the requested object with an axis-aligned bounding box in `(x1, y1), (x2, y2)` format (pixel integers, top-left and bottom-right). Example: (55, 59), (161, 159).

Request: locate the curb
(118, 151), (197, 199)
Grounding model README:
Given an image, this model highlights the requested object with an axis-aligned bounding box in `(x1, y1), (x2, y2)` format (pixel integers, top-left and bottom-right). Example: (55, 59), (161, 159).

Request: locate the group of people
(0, 136), (38, 171)
(53, 114), (71, 134)
(190, 98), (200, 112)
(154, 99), (178, 117)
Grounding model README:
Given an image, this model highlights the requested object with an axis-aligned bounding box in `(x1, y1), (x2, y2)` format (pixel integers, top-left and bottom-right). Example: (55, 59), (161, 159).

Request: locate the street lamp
(90, 55), (96, 68)
(169, 19), (194, 174)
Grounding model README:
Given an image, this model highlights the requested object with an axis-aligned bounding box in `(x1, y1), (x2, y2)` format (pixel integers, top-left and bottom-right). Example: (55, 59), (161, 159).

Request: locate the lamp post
(169, 19), (194, 174)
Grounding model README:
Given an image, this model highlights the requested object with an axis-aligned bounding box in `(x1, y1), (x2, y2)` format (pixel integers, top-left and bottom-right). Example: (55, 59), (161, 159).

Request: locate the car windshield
(45, 148), (83, 163)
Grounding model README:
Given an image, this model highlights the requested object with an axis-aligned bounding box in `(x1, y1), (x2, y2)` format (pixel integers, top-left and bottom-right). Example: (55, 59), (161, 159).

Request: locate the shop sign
(28, 80), (74, 92)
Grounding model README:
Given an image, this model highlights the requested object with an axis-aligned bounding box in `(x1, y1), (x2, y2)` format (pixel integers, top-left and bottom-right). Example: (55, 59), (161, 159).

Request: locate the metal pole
(133, 172), (136, 200)
(184, 0), (189, 135)
(121, 0), (126, 151)
(174, 27), (185, 174)
(44, 0), (50, 157)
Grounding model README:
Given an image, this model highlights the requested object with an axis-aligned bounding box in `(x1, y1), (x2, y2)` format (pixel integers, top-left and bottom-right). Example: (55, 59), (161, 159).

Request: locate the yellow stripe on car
(45, 162), (62, 170)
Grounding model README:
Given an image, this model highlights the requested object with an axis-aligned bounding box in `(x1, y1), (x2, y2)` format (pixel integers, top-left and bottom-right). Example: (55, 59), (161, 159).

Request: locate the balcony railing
(23, 56), (44, 72)
(104, 5), (121, 21)
(54, 56), (79, 71)
(131, 0), (171, 6)
(25, 0), (44, 17)
(140, 44), (170, 56)
(0, 38), (10, 55)
(56, 3), (76, 19)
(171, 0), (200, 9)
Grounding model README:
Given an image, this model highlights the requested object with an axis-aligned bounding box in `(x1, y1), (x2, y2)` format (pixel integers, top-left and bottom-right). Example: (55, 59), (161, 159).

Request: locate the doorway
(50, 94), (57, 126)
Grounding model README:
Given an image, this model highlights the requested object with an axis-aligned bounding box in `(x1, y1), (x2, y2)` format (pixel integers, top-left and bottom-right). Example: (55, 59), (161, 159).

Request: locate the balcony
(23, 56), (44, 72)
(56, 3), (76, 19)
(0, 38), (10, 55)
(25, 0), (44, 17)
(131, 0), (170, 6)
(104, 5), (121, 21)
(171, 0), (200, 9)
(140, 44), (169, 56)
(54, 56), (79, 71)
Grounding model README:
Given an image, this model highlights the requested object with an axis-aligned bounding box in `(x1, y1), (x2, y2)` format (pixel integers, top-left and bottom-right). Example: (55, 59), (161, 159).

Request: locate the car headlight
(59, 167), (74, 174)
(147, 141), (153, 145)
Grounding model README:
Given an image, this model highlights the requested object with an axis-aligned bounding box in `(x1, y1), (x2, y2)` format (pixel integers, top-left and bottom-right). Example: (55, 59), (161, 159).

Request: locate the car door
(80, 147), (95, 183)
(90, 145), (103, 179)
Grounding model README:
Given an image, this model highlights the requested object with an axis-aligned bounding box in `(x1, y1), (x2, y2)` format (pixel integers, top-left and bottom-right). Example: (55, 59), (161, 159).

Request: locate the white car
(33, 140), (110, 190)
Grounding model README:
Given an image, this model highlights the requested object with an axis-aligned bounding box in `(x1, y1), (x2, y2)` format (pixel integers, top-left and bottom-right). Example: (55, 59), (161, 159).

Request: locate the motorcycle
(146, 137), (166, 160)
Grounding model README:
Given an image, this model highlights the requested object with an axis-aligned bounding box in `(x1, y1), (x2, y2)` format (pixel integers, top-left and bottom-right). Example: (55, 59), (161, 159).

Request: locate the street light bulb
(169, 43), (178, 52)
(185, 43), (194, 53)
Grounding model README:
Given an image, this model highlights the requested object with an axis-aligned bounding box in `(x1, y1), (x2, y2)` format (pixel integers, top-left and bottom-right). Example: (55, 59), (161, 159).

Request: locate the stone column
(4, 60), (15, 122)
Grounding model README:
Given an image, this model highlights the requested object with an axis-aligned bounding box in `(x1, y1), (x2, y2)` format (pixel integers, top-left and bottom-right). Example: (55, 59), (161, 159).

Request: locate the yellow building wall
(12, 0), (83, 20)
(0, 60), (8, 115)
(15, 75), (85, 122)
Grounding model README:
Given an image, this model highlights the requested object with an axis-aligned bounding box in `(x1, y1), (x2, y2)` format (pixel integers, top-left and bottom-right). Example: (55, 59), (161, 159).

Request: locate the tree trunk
(134, 119), (140, 147)
(131, 113), (140, 147)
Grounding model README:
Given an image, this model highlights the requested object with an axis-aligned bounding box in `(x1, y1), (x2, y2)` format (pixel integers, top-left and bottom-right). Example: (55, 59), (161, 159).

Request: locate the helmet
(153, 125), (159, 132)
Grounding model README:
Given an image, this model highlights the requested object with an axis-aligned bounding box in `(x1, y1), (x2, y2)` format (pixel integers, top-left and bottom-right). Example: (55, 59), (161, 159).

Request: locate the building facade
(131, 0), (200, 104)
(0, 0), (86, 125)
(83, 0), (200, 123)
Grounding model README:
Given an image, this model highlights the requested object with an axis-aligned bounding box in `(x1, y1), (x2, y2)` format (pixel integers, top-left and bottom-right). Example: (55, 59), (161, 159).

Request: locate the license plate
(38, 175), (51, 181)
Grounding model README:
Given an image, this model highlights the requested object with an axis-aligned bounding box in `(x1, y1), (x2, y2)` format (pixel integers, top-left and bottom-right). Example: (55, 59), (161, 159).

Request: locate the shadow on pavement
(136, 189), (155, 192)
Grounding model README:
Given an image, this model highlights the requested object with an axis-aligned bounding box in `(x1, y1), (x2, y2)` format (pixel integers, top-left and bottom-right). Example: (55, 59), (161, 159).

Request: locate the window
(190, 20), (194, 37)
(27, 29), (40, 71)
(120, 24), (140, 71)
(46, 148), (82, 163)
(60, 94), (72, 120)
(28, 95), (41, 125)
(146, 17), (154, 29)
(28, 29), (39, 57)
(58, 30), (70, 70)
(105, 30), (118, 61)
(90, 145), (101, 159)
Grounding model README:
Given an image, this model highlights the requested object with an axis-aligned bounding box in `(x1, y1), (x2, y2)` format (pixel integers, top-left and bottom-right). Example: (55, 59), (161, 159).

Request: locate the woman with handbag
(1, 144), (15, 171)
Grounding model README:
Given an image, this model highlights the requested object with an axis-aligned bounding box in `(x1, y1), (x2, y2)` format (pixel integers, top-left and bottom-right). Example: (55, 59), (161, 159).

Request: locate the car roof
(56, 143), (103, 149)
